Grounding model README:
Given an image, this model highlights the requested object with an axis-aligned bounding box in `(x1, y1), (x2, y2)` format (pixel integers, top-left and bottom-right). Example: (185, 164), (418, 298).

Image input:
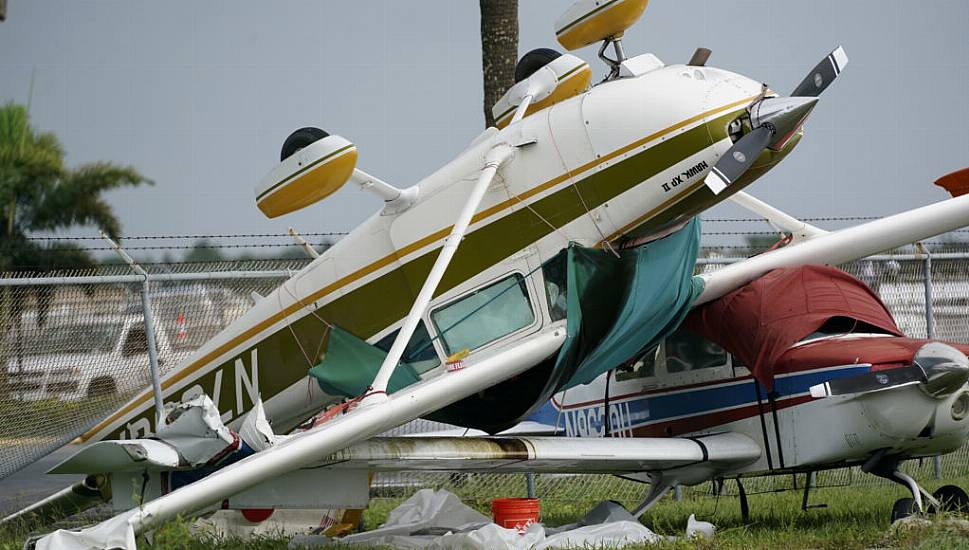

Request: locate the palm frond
(28, 164), (151, 238)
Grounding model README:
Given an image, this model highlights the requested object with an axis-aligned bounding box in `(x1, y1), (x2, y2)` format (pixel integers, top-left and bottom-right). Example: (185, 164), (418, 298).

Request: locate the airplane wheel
(891, 497), (917, 523)
(280, 127), (328, 161)
(933, 485), (969, 514)
(514, 48), (562, 82)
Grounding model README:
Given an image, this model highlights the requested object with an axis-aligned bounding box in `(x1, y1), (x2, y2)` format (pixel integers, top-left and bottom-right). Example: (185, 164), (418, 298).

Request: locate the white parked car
(5, 314), (173, 401)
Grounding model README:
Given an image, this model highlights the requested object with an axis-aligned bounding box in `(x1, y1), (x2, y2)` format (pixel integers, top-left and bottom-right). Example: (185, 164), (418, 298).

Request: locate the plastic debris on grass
(289, 488), (697, 549)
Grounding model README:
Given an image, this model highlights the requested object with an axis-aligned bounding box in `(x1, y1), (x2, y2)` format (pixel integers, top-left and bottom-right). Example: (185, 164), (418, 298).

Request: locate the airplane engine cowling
(255, 133), (357, 218)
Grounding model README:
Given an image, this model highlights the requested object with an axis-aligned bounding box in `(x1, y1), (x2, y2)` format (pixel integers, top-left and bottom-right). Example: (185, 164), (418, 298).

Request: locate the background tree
(479, 0), (518, 128)
(181, 238), (229, 264)
(0, 102), (151, 272)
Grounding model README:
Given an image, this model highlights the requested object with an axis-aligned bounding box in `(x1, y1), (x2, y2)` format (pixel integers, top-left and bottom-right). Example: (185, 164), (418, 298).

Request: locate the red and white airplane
(536, 262), (969, 522)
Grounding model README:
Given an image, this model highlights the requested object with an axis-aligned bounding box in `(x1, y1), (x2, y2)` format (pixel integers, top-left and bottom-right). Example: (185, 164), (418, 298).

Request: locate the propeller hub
(749, 96), (819, 151)
(914, 342), (969, 399)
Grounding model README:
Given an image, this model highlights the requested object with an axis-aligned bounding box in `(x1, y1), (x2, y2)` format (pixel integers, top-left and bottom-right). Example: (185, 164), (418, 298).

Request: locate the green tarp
(507, 218), (704, 428)
(558, 217), (704, 389)
(308, 326), (420, 398)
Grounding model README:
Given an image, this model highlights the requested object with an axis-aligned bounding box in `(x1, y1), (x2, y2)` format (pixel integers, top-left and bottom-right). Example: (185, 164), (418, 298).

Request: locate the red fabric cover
(685, 265), (904, 389)
(776, 336), (969, 375)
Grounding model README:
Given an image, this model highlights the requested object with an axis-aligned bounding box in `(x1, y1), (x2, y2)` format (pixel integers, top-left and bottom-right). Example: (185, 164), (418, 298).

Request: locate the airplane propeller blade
(703, 126), (773, 194)
(704, 44), (846, 196)
(809, 365), (925, 398)
(791, 46), (849, 98)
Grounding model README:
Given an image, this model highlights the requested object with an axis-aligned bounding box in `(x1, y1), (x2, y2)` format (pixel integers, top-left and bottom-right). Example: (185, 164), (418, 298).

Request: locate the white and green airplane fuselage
(83, 58), (789, 445)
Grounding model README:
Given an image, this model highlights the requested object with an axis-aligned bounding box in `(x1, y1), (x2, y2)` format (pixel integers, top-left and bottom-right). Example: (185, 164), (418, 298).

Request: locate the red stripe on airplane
(624, 395), (814, 438)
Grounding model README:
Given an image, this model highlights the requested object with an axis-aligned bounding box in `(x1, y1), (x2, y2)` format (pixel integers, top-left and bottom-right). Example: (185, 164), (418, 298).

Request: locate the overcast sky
(1, 0), (968, 246)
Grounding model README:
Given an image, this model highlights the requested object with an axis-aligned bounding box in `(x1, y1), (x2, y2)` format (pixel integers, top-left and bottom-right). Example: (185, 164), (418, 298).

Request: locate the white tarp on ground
(33, 509), (137, 550)
(289, 488), (675, 549)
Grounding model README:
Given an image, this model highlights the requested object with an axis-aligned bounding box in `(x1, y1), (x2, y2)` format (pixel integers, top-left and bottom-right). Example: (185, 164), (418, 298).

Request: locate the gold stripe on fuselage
(81, 94), (756, 441)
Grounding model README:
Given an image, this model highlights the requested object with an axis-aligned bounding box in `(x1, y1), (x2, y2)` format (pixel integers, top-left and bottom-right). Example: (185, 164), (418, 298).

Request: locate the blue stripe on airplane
(525, 365), (870, 431)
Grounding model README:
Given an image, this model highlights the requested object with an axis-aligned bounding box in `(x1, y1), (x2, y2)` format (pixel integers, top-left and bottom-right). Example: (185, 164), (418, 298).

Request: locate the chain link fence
(1, 236), (968, 510)
(0, 259), (311, 480)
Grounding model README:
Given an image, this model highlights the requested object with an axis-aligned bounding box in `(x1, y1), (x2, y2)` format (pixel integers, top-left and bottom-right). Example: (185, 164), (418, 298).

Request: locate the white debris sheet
(289, 488), (699, 549)
(33, 509), (137, 550)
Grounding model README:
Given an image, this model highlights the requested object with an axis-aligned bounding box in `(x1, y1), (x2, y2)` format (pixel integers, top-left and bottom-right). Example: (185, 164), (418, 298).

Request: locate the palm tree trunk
(479, 0), (519, 128)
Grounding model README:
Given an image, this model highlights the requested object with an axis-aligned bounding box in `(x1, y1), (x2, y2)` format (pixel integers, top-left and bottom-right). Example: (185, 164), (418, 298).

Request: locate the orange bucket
(491, 498), (540, 531)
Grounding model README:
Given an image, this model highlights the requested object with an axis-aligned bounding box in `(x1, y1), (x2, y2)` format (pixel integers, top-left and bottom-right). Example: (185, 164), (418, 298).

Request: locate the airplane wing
(697, 192), (969, 305)
(319, 433), (760, 475)
(52, 432), (759, 478)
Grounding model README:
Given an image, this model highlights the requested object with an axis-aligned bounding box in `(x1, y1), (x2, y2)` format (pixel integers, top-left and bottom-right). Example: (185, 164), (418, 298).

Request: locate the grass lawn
(5, 474), (969, 549)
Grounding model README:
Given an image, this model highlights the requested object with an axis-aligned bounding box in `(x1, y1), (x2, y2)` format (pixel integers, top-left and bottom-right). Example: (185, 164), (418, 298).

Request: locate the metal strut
(736, 478), (750, 523)
(632, 475), (677, 518)
(364, 145), (514, 403)
(597, 37), (627, 81)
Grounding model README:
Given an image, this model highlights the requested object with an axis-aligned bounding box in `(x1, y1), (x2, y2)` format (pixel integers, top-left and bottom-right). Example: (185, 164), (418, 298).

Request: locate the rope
(498, 171), (576, 244)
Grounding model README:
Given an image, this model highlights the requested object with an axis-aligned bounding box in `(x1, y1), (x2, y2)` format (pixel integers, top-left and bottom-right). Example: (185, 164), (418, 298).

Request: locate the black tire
(280, 127), (329, 161)
(87, 377), (117, 398)
(891, 497), (917, 523)
(933, 485), (969, 514)
(514, 48), (562, 83)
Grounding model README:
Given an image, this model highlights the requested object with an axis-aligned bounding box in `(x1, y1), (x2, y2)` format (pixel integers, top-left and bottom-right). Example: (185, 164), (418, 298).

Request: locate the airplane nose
(915, 342), (969, 398)
(749, 96), (819, 151)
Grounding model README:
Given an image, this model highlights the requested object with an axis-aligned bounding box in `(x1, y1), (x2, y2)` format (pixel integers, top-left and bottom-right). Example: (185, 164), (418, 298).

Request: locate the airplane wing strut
(729, 191), (827, 242)
(368, 145), (514, 398)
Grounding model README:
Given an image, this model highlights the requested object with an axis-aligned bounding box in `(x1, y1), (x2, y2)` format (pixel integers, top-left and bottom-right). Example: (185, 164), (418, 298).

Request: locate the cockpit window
(542, 253), (568, 322)
(432, 274), (535, 355)
(616, 344), (658, 381)
(665, 328), (728, 373)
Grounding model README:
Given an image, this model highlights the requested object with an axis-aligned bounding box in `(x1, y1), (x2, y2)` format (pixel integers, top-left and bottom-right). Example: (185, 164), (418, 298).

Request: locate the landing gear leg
(631, 475), (677, 518)
(863, 450), (940, 522)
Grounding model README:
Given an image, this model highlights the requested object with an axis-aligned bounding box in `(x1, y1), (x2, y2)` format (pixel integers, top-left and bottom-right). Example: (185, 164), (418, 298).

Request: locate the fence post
(919, 244), (942, 479)
(140, 279), (166, 428)
(525, 472), (536, 498)
(102, 234), (166, 428)
(921, 245), (936, 341)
